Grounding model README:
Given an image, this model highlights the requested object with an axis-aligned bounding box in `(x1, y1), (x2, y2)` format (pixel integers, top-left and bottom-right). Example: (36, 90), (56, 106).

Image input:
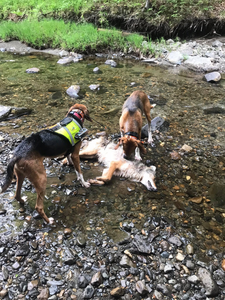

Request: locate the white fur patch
(48, 217), (55, 224)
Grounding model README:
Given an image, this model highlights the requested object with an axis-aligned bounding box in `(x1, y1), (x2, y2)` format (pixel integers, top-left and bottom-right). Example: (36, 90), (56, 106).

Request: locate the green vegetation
(0, 0), (224, 53)
(0, 19), (156, 54)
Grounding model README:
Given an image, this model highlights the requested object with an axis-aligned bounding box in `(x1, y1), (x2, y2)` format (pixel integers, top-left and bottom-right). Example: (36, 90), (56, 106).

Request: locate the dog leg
(71, 144), (90, 188)
(14, 168), (25, 204)
(96, 161), (123, 182)
(25, 159), (53, 224)
(135, 147), (142, 160)
(143, 102), (154, 146)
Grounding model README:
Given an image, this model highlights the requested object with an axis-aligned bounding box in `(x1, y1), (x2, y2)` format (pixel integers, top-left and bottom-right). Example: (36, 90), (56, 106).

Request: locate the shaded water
(0, 52), (225, 258)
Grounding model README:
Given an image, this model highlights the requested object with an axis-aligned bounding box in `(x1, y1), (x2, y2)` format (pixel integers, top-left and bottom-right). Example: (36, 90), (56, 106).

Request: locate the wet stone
(198, 267), (219, 297)
(136, 280), (148, 296)
(110, 286), (125, 297)
(168, 236), (182, 247)
(57, 57), (73, 65)
(76, 234), (86, 247)
(132, 234), (152, 254)
(93, 67), (99, 73)
(91, 271), (102, 286)
(204, 71), (221, 82)
(186, 244), (194, 255)
(83, 284), (95, 299)
(66, 85), (80, 98)
(37, 288), (49, 300)
(2, 265), (9, 280)
(78, 274), (89, 288)
(0, 290), (8, 298)
(186, 260), (195, 269)
(15, 244), (29, 256)
(26, 67), (40, 73)
(64, 228), (72, 236)
(105, 59), (117, 67)
(89, 84), (100, 91)
(188, 275), (200, 284)
(120, 255), (136, 268)
(12, 261), (20, 269)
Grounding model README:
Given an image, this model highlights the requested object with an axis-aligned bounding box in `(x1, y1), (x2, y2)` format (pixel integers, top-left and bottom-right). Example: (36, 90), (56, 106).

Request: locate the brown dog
(0, 104), (92, 224)
(116, 90), (155, 160)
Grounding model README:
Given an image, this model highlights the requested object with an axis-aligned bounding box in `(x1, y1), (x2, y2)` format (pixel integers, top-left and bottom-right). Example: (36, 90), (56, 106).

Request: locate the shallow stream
(0, 51), (225, 260)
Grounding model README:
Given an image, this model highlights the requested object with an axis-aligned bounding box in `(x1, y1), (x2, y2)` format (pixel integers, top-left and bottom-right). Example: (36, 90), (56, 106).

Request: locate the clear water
(0, 52), (225, 256)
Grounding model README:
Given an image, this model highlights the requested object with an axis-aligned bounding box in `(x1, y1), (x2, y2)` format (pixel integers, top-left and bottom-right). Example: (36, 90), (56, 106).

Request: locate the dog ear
(137, 140), (146, 154)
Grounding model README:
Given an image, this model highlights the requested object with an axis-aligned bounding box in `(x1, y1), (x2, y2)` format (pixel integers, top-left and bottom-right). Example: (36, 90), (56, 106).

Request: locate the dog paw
(48, 217), (55, 224)
(135, 156), (142, 161)
(83, 181), (91, 188)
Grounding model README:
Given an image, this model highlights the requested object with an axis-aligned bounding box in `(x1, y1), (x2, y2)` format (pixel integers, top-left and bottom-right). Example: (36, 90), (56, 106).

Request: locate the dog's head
(141, 165), (157, 191)
(115, 136), (146, 159)
(67, 103), (92, 122)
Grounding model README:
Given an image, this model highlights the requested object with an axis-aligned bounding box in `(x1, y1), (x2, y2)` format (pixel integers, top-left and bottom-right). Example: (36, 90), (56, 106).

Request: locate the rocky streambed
(0, 38), (225, 299)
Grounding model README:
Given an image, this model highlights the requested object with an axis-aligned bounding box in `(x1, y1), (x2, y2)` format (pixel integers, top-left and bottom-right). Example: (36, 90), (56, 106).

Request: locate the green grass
(0, 19), (154, 53)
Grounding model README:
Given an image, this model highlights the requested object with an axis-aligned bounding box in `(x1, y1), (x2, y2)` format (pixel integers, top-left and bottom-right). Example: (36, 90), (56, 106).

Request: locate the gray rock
(66, 85), (80, 98)
(164, 264), (173, 273)
(212, 40), (223, 47)
(37, 288), (49, 300)
(83, 284), (95, 299)
(59, 50), (69, 57)
(78, 274), (89, 288)
(186, 260), (195, 270)
(168, 236), (182, 247)
(188, 275), (200, 284)
(91, 271), (102, 286)
(136, 280), (148, 296)
(105, 59), (117, 67)
(167, 51), (184, 64)
(184, 56), (218, 72)
(204, 71), (221, 82)
(0, 105), (32, 121)
(15, 244), (30, 256)
(76, 234), (86, 247)
(120, 255), (136, 268)
(133, 234), (152, 254)
(2, 266), (9, 281)
(57, 57), (73, 65)
(198, 267), (219, 297)
(89, 84), (100, 91)
(26, 67), (40, 73)
(62, 248), (77, 265)
(93, 67), (100, 73)
(141, 117), (170, 138)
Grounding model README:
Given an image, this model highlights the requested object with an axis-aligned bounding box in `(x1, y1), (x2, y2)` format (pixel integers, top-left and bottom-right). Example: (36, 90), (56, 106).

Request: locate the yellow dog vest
(48, 117), (82, 146)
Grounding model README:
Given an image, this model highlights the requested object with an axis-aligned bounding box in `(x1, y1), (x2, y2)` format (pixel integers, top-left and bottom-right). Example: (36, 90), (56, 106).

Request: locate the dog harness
(47, 109), (87, 146)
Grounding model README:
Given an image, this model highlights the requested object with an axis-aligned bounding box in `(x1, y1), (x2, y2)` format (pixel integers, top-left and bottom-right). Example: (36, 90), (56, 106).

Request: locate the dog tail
(0, 156), (19, 193)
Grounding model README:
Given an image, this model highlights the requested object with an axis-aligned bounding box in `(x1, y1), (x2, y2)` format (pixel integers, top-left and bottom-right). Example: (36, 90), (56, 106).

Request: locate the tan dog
(116, 90), (155, 160)
(0, 104), (92, 224)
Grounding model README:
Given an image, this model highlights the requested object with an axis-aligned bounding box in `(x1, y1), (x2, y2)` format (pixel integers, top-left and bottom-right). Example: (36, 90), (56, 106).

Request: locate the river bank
(1, 36), (225, 73)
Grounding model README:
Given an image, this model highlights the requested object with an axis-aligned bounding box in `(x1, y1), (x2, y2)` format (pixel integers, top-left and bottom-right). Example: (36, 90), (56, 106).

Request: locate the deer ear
(115, 138), (122, 149)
